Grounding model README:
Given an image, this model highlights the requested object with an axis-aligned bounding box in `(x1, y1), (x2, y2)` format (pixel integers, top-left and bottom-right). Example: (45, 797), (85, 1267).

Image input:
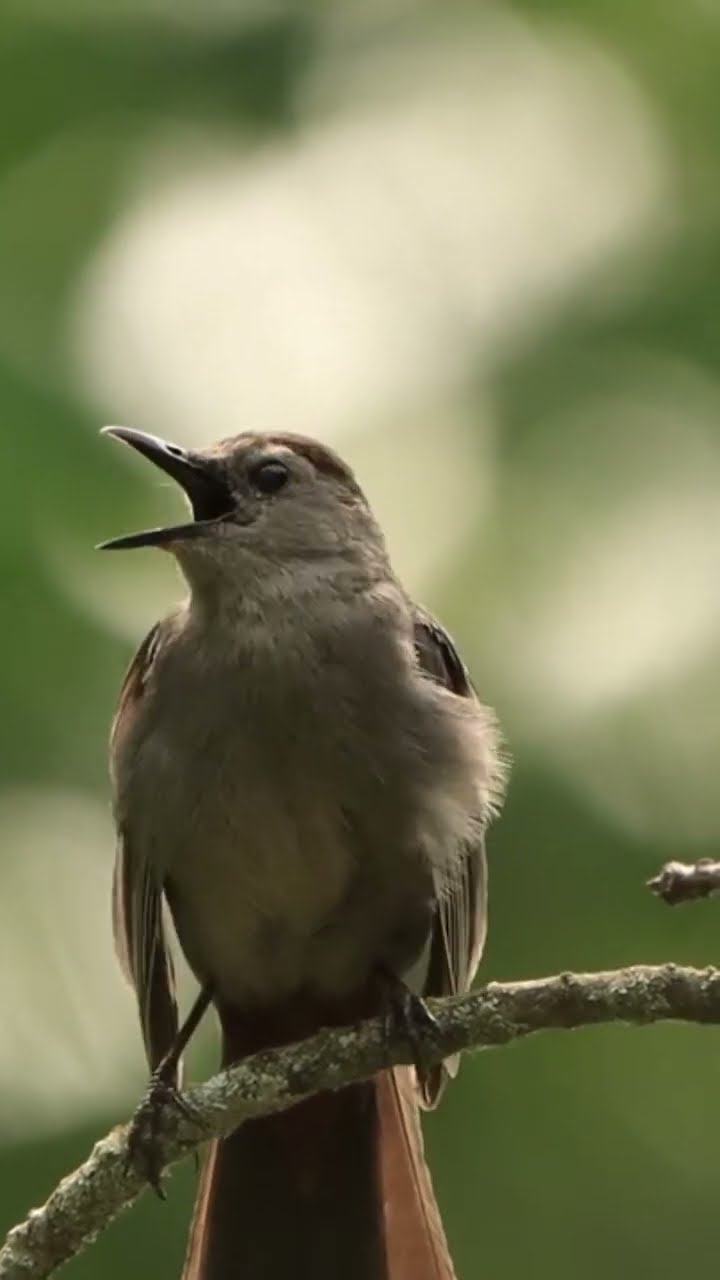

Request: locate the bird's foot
(380, 971), (441, 1079)
(125, 1068), (198, 1198)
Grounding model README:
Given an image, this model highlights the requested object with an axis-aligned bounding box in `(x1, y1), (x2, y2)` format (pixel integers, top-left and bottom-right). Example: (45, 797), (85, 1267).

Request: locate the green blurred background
(3, 1), (720, 1276)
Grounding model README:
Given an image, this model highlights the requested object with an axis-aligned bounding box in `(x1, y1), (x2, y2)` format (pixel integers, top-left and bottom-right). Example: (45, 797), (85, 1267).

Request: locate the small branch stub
(648, 859), (720, 906)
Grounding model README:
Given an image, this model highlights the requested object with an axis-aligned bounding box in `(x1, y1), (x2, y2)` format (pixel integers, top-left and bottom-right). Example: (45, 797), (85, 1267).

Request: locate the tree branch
(648, 858), (720, 905)
(3, 963), (720, 1280)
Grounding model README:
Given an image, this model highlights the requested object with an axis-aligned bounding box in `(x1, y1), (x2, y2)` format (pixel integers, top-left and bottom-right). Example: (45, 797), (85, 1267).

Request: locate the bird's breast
(136, 682), (362, 979)
(115, 620), (419, 1002)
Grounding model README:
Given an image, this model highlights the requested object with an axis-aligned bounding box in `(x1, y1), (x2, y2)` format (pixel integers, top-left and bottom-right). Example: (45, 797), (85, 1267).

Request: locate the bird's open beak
(97, 426), (234, 550)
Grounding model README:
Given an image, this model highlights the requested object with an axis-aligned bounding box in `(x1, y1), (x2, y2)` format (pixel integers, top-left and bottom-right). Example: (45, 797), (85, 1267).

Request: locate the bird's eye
(249, 459), (290, 495)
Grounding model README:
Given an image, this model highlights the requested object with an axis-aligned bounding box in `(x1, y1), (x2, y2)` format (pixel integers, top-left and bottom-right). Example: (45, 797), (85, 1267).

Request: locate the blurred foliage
(2, 2), (720, 1278)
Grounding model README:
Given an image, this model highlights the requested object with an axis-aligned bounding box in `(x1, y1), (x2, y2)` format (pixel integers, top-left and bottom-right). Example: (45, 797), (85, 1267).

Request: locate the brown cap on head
(214, 431), (364, 499)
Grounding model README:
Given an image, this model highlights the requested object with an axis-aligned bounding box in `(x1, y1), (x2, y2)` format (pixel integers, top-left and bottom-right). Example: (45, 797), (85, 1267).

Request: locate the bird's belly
(175, 815), (357, 1003)
(133, 721), (365, 1004)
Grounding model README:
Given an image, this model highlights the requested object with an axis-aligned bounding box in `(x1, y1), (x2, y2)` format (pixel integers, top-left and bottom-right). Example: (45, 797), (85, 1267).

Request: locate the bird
(101, 425), (507, 1280)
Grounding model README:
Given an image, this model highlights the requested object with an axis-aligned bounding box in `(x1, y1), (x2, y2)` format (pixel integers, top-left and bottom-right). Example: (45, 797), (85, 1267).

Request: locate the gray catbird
(101, 426), (507, 1280)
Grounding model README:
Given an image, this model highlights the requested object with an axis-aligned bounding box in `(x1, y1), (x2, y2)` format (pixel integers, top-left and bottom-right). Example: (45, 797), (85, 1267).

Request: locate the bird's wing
(413, 607), (489, 1106)
(111, 624), (179, 1075)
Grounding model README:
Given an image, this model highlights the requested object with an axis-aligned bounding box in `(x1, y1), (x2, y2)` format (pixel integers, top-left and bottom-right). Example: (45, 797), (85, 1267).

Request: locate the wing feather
(413, 608), (489, 1106)
(111, 624), (179, 1074)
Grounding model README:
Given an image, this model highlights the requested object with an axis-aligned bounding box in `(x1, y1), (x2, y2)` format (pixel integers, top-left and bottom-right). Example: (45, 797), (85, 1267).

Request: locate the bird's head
(98, 427), (389, 597)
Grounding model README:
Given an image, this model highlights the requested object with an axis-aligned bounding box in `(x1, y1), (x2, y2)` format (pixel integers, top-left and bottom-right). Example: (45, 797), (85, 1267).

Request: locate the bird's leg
(125, 983), (214, 1197)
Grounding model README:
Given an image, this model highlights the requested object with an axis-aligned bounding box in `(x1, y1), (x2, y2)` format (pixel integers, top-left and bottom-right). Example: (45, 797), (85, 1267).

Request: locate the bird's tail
(181, 1023), (456, 1280)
